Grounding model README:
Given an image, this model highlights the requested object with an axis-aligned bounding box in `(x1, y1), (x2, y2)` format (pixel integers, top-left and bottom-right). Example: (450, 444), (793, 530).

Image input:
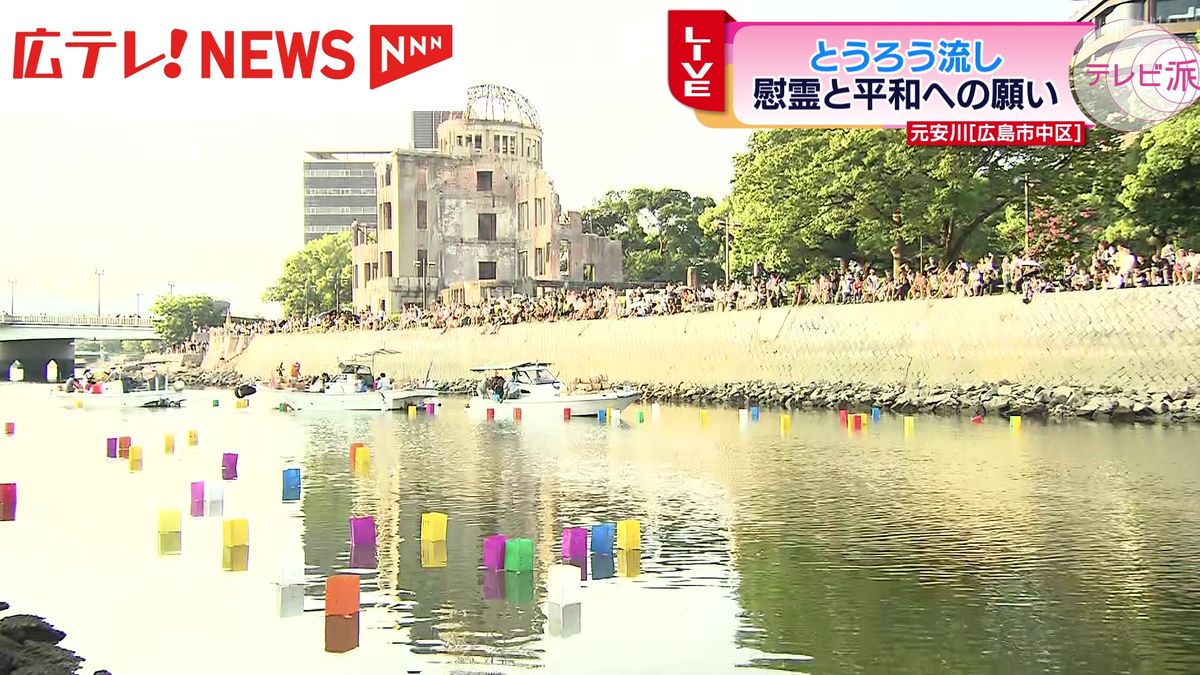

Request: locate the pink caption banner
(728, 22), (1094, 128)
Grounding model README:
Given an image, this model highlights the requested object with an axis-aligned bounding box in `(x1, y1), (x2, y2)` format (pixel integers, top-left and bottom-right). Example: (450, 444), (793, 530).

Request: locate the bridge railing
(0, 313), (156, 328)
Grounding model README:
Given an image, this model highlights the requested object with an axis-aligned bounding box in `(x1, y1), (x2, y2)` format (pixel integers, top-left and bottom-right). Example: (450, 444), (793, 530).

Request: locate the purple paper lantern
(482, 534), (507, 571)
(349, 516), (376, 547)
(562, 527), (587, 559)
(221, 453), (238, 480)
(189, 481), (205, 517)
(105, 437), (118, 459)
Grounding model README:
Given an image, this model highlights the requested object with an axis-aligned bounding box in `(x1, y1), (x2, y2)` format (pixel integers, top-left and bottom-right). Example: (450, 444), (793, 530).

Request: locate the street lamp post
(6, 278), (14, 314)
(1016, 173), (1042, 258)
(167, 282), (175, 295)
(94, 269), (104, 317)
(135, 292), (142, 316)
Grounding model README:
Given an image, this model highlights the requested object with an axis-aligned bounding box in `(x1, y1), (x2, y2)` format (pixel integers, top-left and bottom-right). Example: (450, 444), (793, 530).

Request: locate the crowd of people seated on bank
(200, 241), (1198, 343)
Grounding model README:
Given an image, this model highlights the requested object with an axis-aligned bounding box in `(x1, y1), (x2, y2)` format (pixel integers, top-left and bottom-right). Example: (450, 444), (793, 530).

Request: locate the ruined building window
(417, 249), (428, 273)
(518, 250), (528, 278)
(535, 248), (544, 276)
(583, 264), (595, 282)
(535, 198), (545, 226)
(385, 163), (392, 187)
(477, 171), (492, 191)
(383, 251), (393, 278)
(417, 200), (427, 230)
(456, 135), (463, 147)
(382, 202), (393, 230)
(559, 240), (570, 276)
(417, 167), (428, 189)
(477, 213), (497, 241)
(518, 201), (528, 229)
(493, 136), (501, 154)
(474, 135), (482, 152)
(478, 261), (497, 280)
(353, 266), (359, 288)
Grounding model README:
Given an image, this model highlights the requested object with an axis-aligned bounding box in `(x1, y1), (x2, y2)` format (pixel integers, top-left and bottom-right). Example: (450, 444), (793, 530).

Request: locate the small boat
(239, 363), (438, 412)
(53, 373), (186, 409)
(464, 362), (640, 417)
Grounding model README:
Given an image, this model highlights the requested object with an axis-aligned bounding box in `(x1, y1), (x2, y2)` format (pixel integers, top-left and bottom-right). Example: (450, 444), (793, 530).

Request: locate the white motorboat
(238, 363), (439, 412)
(464, 362), (641, 418)
(54, 373), (186, 409)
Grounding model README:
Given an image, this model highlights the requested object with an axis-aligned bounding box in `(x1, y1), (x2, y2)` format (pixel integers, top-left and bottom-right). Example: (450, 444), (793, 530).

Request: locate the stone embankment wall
(199, 286), (1200, 421)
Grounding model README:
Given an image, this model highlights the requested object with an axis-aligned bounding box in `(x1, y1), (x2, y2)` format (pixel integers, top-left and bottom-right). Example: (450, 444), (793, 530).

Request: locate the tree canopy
(149, 294), (224, 345)
(580, 188), (722, 283)
(262, 232), (352, 318)
(722, 125), (1130, 279)
(1118, 105), (1200, 249)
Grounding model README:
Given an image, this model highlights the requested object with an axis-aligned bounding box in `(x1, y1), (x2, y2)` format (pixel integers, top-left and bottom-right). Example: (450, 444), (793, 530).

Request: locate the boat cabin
(324, 363), (375, 394)
(470, 362), (561, 401)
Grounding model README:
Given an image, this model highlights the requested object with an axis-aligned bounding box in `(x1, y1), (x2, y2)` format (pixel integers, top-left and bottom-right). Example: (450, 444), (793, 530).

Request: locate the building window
(385, 163), (392, 187)
(518, 250), (527, 278)
(493, 136), (501, 154)
(383, 251), (393, 278)
(535, 198), (545, 227)
(478, 261), (497, 280)
(583, 264), (595, 282)
(478, 213), (497, 240)
(535, 248), (544, 276)
(363, 262), (372, 282)
(417, 200), (427, 230)
(518, 201), (528, 229)
(477, 171), (492, 191)
(382, 202), (392, 229)
(417, 167), (428, 189)
(456, 135), (463, 147)
(474, 135), (482, 152)
(559, 240), (570, 276)
(353, 266), (359, 288)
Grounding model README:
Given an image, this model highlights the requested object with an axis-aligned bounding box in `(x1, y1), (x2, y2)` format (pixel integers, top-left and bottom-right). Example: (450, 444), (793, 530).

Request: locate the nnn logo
(369, 25), (452, 89)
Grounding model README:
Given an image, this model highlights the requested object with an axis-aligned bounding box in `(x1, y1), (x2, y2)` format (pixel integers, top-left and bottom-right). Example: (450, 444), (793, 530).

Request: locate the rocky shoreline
(0, 601), (109, 674)
(175, 368), (1200, 424)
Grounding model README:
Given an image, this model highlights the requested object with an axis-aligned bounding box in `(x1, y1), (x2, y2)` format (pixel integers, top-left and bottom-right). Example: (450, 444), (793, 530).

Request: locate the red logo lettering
(368, 25), (452, 89)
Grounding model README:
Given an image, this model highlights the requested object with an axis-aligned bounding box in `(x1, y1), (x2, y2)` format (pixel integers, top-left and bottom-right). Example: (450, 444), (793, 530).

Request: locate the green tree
(262, 232), (352, 318)
(581, 188), (721, 282)
(149, 294), (224, 345)
(1119, 105), (1200, 249)
(726, 126), (1127, 278)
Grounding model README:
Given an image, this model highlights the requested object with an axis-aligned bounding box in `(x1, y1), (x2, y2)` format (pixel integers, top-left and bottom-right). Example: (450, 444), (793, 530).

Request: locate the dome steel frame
(464, 84), (542, 130)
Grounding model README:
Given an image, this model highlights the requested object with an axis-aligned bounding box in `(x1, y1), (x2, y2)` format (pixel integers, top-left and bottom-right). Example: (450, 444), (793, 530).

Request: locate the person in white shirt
(375, 373), (392, 391)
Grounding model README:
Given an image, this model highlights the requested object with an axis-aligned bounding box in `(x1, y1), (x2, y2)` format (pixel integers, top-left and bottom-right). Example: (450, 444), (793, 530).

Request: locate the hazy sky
(0, 0), (1079, 317)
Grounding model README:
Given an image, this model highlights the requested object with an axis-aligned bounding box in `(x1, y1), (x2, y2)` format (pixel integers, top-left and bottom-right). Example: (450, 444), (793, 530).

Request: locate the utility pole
(94, 269), (104, 317)
(168, 281), (175, 295)
(135, 292), (142, 316)
(6, 278), (14, 314)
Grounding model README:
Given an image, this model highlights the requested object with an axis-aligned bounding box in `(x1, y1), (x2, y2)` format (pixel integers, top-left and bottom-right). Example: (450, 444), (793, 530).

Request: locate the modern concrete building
(1072, 0), (1199, 41)
(302, 151), (388, 244)
(352, 85), (623, 313)
(411, 111), (459, 150)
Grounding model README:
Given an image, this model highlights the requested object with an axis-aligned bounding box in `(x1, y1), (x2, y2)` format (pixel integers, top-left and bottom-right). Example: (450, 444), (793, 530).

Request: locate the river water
(0, 384), (1198, 674)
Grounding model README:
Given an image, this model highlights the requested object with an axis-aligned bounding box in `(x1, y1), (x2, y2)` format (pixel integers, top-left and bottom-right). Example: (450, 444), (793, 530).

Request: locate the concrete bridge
(0, 314), (160, 382)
